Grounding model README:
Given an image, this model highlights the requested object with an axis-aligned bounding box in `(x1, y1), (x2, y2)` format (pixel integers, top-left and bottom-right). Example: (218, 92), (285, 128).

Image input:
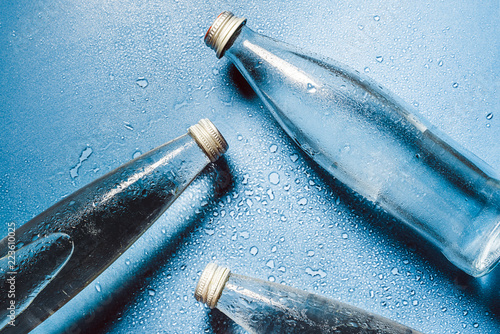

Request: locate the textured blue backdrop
(1, 0), (499, 333)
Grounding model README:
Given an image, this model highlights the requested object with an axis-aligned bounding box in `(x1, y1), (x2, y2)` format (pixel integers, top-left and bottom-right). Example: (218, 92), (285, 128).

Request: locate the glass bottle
(195, 263), (422, 334)
(0, 119), (228, 333)
(204, 11), (500, 277)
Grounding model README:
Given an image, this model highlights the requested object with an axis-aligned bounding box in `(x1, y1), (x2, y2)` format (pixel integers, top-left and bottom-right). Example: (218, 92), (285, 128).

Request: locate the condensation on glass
(205, 11), (500, 277)
(195, 263), (423, 333)
(0, 119), (228, 333)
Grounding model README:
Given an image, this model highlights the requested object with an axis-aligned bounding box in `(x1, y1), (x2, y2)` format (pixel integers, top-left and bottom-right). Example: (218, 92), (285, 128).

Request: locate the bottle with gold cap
(0, 119), (228, 333)
(195, 263), (423, 333)
(204, 11), (500, 277)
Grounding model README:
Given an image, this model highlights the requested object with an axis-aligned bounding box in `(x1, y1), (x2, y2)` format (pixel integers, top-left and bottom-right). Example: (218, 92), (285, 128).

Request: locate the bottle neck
(214, 273), (268, 334)
(224, 25), (262, 63)
(224, 26), (286, 104)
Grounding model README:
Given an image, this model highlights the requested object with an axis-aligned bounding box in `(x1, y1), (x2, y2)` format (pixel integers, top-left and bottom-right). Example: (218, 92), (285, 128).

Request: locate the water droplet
(240, 231), (250, 239)
(212, 68), (219, 75)
(376, 56), (384, 63)
(341, 233), (348, 239)
(473, 323), (479, 328)
(463, 310), (468, 316)
(307, 83), (317, 93)
(132, 151), (142, 159)
(438, 60), (444, 67)
(452, 82), (459, 88)
(486, 113), (493, 120)
(271, 245), (277, 253)
(267, 189), (275, 200)
(277, 266), (286, 272)
(95, 283), (102, 293)
(358, 24), (364, 30)
(70, 147), (93, 179)
(412, 300), (419, 306)
(268, 276), (276, 282)
(307, 250), (315, 257)
(269, 172), (280, 185)
(148, 288), (156, 296)
(441, 307), (447, 312)
(136, 77), (148, 88)
(204, 228), (215, 235)
(373, 15), (380, 21)
(305, 267), (327, 278)
(125, 259), (131, 265)
(237, 134), (243, 141)
(266, 260), (275, 269)
(269, 144), (278, 153)
(391, 267), (399, 275)
(297, 198), (308, 205)
(364, 67), (370, 73)
(250, 246), (259, 256)
(124, 122), (134, 131)
(174, 100), (188, 111)
(290, 154), (299, 162)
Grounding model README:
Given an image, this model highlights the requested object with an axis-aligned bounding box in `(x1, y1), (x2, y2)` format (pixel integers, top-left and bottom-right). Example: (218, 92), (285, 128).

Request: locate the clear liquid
(226, 27), (500, 276)
(217, 273), (422, 333)
(0, 134), (209, 332)
(0, 233), (73, 330)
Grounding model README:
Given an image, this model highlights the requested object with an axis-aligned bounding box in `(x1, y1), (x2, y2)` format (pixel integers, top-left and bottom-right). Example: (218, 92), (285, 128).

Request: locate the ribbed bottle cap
(188, 119), (228, 162)
(194, 263), (231, 309)
(205, 11), (247, 58)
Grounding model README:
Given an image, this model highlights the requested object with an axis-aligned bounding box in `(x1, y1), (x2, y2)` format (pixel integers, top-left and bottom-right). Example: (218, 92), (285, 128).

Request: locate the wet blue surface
(1, 1), (499, 333)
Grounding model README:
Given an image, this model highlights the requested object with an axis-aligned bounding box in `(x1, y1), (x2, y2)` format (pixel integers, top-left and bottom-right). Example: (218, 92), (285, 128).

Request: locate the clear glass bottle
(204, 11), (500, 277)
(195, 263), (422, 333)
(0, 119), (228, 333)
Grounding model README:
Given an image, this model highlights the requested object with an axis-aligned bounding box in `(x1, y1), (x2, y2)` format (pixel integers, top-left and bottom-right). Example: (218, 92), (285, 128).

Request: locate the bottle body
(196, 263), (422, 334)
(0, 119), (227, 332)
(208, 14), (500, 277)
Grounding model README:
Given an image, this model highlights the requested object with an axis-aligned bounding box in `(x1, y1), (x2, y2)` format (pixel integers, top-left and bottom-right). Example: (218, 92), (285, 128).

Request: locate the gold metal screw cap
(194, 263), (231, 309)
(188, 119), (228, 162)
(205, 11), (246, 58)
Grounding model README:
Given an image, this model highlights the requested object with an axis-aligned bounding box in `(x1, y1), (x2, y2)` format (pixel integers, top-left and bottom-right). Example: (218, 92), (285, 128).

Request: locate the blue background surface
(1, 0), (499, 333)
